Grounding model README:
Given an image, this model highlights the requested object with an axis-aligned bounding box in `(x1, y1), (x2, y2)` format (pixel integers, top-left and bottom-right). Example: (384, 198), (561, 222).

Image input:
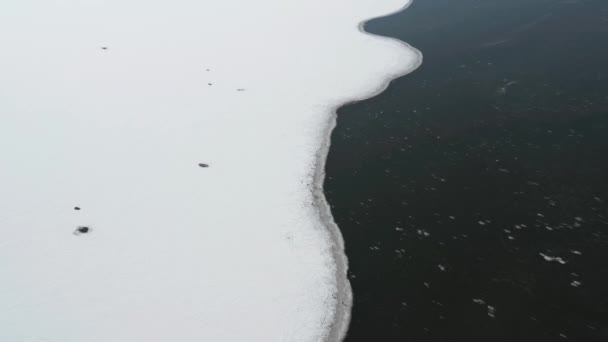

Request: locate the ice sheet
(0, 0), (420, 341)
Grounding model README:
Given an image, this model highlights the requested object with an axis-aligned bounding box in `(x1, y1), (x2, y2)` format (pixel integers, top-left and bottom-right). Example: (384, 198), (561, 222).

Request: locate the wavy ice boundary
(317, 1), (422, 341)
(0, 1), (421, 341)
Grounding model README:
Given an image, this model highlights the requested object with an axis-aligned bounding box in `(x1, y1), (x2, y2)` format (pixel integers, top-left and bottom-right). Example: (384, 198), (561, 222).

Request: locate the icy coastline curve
(0, 1), (420, 341)
(317, 2), (422, 341)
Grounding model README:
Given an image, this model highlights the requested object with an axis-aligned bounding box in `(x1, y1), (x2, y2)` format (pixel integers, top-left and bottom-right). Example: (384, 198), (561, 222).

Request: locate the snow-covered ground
(0, 1), (419, 341)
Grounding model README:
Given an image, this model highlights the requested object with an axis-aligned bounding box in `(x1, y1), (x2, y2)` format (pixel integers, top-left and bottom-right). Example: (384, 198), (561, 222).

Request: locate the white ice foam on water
(0, 0), (420, 341)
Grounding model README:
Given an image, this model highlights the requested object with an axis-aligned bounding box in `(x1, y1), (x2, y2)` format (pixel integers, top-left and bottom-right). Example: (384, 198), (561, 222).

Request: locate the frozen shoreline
(0, 1), (420, 341)
(316, 2), (423, 340)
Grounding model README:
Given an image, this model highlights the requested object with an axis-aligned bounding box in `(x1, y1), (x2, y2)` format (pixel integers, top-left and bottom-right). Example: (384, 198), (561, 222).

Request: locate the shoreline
(317, 0), (608, 340)
(314, 1), (424, 341)
(1, 1), (423, 340)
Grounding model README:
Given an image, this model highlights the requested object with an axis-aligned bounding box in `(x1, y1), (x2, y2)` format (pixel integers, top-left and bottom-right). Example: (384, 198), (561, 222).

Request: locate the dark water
(325, 0), (608, 340)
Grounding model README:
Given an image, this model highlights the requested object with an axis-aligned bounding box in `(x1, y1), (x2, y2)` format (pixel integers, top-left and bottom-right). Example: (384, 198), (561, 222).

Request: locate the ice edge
(313, 1), (424, 341)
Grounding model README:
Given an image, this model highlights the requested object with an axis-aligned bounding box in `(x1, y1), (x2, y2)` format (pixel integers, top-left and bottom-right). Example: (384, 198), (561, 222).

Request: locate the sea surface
(325, 0), (608, 340)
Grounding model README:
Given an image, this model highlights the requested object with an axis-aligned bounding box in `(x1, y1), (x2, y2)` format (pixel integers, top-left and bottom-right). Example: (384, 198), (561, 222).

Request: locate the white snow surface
(0, 0), (419, 341)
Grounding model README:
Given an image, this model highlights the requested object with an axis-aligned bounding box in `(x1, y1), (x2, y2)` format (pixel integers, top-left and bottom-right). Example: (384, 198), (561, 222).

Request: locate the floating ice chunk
(539, 253), (567, 264)
(472, 298), (486, 305)
(417, 229), (430, 237)
(487, 305), (496, 318)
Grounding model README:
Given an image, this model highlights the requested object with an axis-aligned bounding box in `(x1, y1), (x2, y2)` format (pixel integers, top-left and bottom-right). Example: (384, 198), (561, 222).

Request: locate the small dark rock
(74, 226), (91, 235)
(74, 207), (81, 211)
(198, 163), (209, 168)
(236, 88), (246, 91)
(101, 47), (108, 50)
(208, 83), (213, 86)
